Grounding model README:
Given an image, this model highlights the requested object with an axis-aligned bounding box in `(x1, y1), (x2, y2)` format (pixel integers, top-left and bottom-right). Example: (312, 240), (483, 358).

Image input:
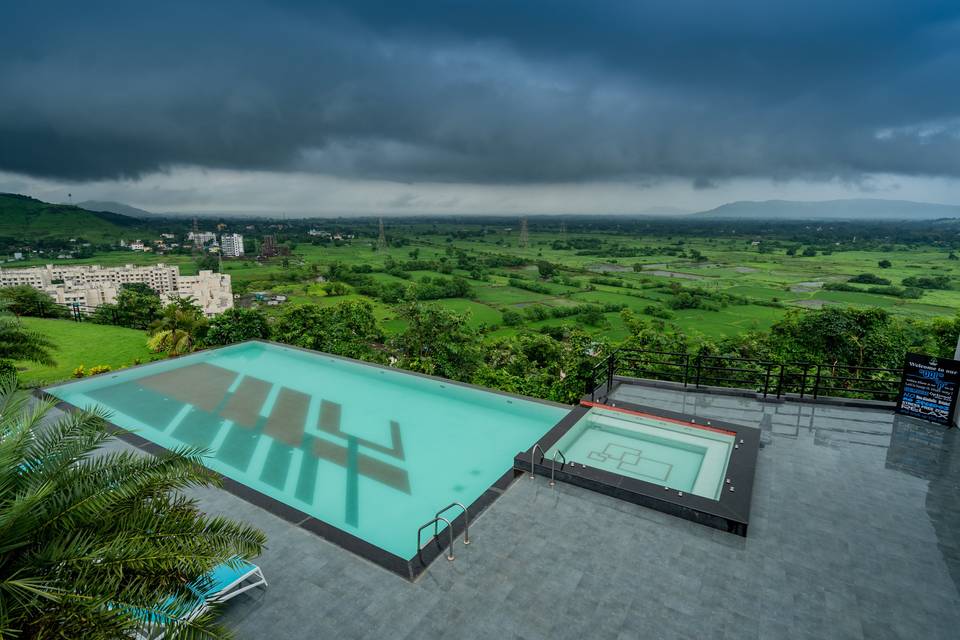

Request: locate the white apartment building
(187, 231), (217, 246)
(0, 263), (232, 316)
(220, 233), (244, 257)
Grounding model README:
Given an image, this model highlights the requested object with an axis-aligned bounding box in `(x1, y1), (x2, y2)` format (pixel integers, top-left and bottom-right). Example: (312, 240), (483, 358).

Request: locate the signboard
(896, 353), (960, 426)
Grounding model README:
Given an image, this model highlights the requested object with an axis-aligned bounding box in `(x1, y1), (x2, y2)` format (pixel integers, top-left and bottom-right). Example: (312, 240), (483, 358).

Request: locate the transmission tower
(377, 217), (387, 250)
(519, 217), (529, 249)
(560, 221), (567, 240)
(192, 217), (201, 253)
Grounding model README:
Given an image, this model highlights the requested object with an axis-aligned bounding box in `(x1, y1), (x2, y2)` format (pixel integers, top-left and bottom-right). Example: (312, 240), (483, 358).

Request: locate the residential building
(0, 263), (232, 316)
(176, 270), (233, 316)
(187, 231), (217, 246)
(221, 233), (245, 257)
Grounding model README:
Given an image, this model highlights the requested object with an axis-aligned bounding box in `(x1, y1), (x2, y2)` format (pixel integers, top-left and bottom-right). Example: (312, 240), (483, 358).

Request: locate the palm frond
(0, 384), (266, 638)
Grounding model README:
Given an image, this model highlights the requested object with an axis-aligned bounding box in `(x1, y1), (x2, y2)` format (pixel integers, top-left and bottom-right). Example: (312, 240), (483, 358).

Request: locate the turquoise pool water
(546, 407), (734, 500)
(46, 341), (567, 559)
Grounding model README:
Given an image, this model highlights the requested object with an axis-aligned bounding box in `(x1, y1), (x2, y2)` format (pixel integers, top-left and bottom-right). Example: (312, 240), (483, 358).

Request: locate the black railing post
(694, 356), (702, 389)
(762, 363), (771, 398)
(606, 352), (616, 394)
(799, 366), (808, 398)
(682, 353), (689, 388)
(776, 364), (785, 399)
(813, 364), (822, 399)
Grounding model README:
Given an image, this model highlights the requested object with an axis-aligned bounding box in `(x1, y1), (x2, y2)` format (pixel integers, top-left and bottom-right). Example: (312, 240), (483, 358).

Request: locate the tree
(902, 275), (951, 290)
(206, 307), (270, 346)
(764, 307), (924, 369)
(849, 274), (891, 286)
(147, 298), (208, 356)
(923, 314), (960, 358)
(501, 310), (524, 326)
(878, 259), (892, 268)
(0, 286), (67, 318)
(474, 329), (602, 403)
(388, 303), (481, 381)
(536, 260), (556, 279)
(112, 284), (162, 329)
(323, 281), (350, 296)
(196, 254), (220, 273)
(0, 383), (266, 638)
(578, 307), (608, 327)
(272, 300), (382, 360)
(801, 247), (817, 257)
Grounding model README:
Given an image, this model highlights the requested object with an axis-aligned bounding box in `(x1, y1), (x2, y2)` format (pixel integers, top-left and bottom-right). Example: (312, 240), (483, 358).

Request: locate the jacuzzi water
(545, 406), (734, 500)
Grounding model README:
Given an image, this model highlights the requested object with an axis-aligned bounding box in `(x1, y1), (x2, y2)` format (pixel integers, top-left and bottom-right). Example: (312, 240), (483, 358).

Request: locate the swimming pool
(44, 341), (568, 577)
(520, 400), (759, 536)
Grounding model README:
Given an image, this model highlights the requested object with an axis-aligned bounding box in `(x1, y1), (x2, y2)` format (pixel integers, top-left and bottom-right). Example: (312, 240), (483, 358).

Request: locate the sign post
(896, 353), (960, 427)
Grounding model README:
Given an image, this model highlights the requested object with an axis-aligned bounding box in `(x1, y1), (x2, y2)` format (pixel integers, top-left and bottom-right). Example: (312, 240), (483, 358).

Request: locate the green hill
(0, 193), (145, 244)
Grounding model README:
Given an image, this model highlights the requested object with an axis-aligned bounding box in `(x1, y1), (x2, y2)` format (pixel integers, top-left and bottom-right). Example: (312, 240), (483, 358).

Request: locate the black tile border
(514, 384), (760, 537)
(33, 342), (575, 581)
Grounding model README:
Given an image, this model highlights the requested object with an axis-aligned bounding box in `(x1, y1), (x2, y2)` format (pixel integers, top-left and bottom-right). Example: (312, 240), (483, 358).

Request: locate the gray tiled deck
(98, 385), (960, 639)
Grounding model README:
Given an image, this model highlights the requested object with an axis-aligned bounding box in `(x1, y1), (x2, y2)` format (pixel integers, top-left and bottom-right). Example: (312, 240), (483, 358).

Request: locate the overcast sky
(2, 1), (959, 216)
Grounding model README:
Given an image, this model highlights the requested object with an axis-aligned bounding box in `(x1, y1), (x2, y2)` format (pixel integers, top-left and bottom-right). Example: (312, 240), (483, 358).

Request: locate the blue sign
(897, 353), (959, 426)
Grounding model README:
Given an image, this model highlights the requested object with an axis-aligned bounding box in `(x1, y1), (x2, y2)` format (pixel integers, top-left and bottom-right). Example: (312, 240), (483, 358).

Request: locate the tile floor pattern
(69, 383), (960, 639)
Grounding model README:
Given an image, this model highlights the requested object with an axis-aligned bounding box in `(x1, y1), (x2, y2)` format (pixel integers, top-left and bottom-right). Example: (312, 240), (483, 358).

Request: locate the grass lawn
(15, 318), (155, 387)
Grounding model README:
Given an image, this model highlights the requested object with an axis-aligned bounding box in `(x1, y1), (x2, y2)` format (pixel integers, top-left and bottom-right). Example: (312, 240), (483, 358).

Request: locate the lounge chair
(134, 557), (267, 639)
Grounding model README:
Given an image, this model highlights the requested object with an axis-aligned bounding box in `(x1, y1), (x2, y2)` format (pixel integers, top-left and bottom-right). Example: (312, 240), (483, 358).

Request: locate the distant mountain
(78, 200), (154, 219)
(0, 193), (143, 243)
(693, 199), (960, 220)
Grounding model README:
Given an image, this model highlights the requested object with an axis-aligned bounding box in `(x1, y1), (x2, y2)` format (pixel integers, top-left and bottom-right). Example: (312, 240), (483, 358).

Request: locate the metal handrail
(417, 516), (456, 562)
(549, 450), (566, 487)
(593, 348), (904, 403)
(529, 443), (545, 478)
(434, 502), (470, 545)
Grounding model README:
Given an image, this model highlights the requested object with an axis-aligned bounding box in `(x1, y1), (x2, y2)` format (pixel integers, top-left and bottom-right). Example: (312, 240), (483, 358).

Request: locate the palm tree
(0, 382), (266, 638)
(0, 314), (55, 365)
(148, 298), (208, 356)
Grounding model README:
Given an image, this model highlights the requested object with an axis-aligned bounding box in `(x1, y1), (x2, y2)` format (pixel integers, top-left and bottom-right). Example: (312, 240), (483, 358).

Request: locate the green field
(15, 318), (155, 387)
(7, 221), (959, 349)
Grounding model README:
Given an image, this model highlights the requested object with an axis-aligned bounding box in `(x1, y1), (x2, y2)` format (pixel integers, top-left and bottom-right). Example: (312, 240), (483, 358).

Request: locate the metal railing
(586, 348), (902, 403)
(24, 300), (122, 324)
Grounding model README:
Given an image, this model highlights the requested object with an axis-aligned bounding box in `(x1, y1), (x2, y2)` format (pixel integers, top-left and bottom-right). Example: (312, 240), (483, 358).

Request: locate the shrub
(72, 365), (86, 378)
(502, 310), (524, 326)
(88, 365), (112, 376)
(642, 305), (674, 319)
(324, 281), (350, 296)
(902, 275), (951, 290)
(0, 359), (17, 385)
(849, 273), (891, 286)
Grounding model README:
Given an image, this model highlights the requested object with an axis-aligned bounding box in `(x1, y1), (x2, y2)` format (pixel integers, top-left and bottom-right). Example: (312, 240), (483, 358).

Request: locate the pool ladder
(416, 502), (470, 563)
(529, 443), (566, 486)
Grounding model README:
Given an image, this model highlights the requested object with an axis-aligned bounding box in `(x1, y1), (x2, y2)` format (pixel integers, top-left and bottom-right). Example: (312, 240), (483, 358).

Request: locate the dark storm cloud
(1, 1), (959, 184)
